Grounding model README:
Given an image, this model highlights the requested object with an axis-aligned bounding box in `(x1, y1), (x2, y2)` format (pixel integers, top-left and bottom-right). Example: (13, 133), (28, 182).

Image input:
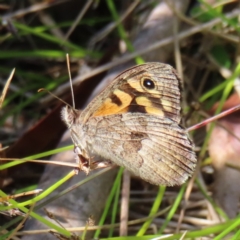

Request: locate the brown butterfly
(61, 62), (197, 186)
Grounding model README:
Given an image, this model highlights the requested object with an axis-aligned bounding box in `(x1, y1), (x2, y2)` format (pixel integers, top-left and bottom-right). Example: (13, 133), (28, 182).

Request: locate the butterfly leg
(74, 146), (92, 174)
(76, 155), (113, 174)
(77, 154), (92, 174)
(90, 160), (114, 170)
(74, 146), (114, 173)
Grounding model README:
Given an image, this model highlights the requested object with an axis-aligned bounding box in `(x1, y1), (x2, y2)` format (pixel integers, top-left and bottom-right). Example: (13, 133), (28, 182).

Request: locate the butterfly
(61, 62), (197, 186)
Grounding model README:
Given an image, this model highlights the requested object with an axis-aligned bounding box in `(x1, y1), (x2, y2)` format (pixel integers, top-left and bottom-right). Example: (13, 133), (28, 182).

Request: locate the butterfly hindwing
(85, 113), (196, 186)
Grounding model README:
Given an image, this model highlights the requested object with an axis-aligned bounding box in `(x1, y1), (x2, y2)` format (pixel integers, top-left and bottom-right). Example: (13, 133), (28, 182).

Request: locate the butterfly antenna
(38, 88), (72, 108)
(66, 53), (75, 109)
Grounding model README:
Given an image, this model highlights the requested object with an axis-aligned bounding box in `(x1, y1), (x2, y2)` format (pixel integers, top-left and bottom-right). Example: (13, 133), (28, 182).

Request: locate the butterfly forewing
(84, 63), (182, 124)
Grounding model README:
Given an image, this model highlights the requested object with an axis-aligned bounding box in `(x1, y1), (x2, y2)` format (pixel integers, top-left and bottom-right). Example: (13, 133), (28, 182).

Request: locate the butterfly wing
(84, 112), (196, 186)
(65, 62), (196, 185)
(80, 62), (182, 124)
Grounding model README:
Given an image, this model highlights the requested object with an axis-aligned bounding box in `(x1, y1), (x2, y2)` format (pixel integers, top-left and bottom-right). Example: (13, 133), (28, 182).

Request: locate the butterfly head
(62, 105), (88, 153)
(61, 106), (81, 129)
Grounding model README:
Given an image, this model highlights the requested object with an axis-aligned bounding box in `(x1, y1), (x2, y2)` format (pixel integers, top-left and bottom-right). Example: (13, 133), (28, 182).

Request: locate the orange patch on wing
(161, 99), (173, 112)
(145, 106), (165, 116)
(135, 96), (164, 116)
(93, 89), (132, 116)
(127, 79), (143, 92)
(135, 96), (153, 107)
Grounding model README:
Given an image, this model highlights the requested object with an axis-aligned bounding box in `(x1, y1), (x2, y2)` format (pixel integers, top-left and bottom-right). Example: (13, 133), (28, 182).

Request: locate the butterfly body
(61, 63), (197, 186)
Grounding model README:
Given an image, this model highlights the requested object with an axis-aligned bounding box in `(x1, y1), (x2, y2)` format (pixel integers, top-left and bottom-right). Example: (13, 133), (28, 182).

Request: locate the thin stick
(0, 158), (78, 168)
(120, 170), (130, 236)
(6, 203), (36, 240)
(187, 104), (240, 132)
(0, 68), (15, 108)
(0, 189), (43, 201)
(63, 0), (93, 42)
(2, 0), (67, 19)
(66, 54), (75, 109)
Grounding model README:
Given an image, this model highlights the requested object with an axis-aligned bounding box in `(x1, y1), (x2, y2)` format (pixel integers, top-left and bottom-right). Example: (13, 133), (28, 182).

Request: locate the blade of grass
(14, 22), (100, 57)
(213, 215), (240, 240)
(199, 65), (240, 103)
(35, 168), (112, 210)
(0, 170), (75, 210)
(94, 167), (124, 238)
(0, 145), (73, 170)
(231, 226), (240, 240)
(199, 0), (240, 32)
(106, 0), (144, 64)
(136, 186), (165, 236)
(158, 184), (186, 234)
(158, 218), (236, 240)
(196, 178), (227, 219)
(100, 218), (237, 239)
(0, 50), (92, 59)
(0, 190), (71, 238)
(108, 174), (121, 237)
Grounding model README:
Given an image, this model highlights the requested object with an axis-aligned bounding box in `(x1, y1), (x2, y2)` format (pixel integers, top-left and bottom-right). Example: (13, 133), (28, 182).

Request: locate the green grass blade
(158, 184), (186, 234)
(136, 186), (165, 236)
(94, 167), (124, 238)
